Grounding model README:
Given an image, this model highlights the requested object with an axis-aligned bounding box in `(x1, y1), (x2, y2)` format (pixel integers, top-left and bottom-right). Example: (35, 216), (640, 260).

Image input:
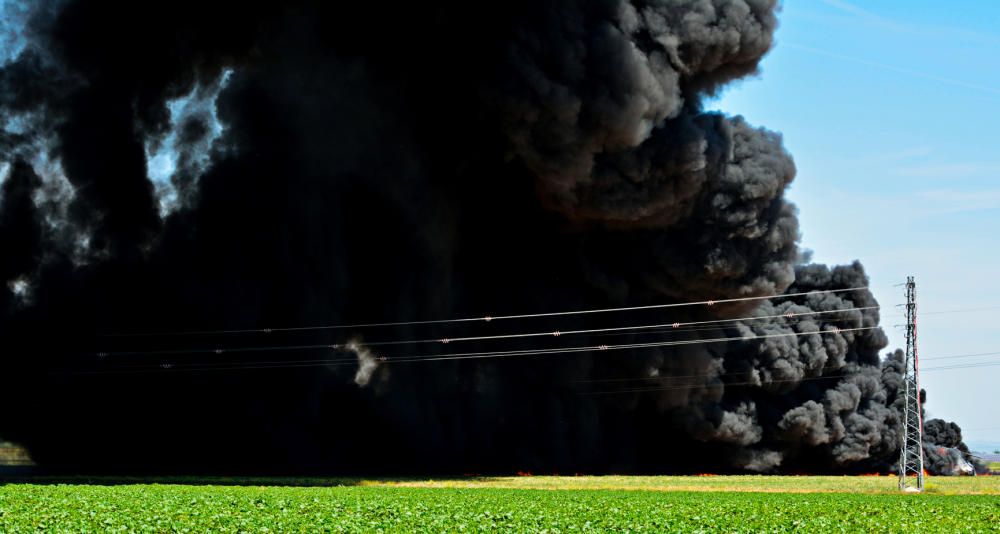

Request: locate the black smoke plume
(0, 0), (971, 474)
(923, 419), (987, 475)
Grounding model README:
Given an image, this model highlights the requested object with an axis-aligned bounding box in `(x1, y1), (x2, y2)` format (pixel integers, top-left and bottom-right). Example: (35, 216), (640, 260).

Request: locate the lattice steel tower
(898, 276), (925, 491)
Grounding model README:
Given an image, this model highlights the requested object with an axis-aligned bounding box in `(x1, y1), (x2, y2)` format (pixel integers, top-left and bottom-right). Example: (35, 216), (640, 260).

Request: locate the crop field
(1, 476), (997, 532)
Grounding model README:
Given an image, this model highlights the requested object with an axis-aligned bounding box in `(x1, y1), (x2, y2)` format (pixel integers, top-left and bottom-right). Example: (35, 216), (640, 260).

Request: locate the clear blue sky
(712, 0), (1000, 452)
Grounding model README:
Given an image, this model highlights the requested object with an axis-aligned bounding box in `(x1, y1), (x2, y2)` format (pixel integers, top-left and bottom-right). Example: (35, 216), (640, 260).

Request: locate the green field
(1, 477), (997, 532)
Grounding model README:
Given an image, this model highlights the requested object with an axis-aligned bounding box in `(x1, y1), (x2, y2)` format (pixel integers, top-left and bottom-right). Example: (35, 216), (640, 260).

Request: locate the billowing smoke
(0, 0), (971, 474)
(923, 419), (988, 475)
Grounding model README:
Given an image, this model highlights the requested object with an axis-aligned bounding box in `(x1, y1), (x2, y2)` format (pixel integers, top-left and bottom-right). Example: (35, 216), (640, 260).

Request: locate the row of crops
(1, 483), (998, 532)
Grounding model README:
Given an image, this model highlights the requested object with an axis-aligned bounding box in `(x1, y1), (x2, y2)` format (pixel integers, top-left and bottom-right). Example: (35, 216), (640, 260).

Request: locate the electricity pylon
(898, 276), (925, 491)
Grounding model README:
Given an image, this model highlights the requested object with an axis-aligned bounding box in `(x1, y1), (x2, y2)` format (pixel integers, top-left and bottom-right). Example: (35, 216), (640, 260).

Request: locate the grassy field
(6, 474), (997, 494)
(356, 474), (1000, 495)
(1, 476), (997, 532)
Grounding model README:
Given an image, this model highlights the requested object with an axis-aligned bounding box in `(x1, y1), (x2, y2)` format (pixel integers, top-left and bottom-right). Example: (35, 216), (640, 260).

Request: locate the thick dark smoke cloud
(923, 419), (987, 475)
(0, 0), (970, 474)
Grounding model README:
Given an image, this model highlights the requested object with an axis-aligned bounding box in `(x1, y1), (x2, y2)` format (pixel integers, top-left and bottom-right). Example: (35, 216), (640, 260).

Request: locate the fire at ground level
(0, 439), (989, 477)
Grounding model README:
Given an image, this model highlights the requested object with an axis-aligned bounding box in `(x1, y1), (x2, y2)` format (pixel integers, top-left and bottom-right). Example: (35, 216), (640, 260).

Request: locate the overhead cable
(100, 286), (870, 338)
(97, 305), (879, 357)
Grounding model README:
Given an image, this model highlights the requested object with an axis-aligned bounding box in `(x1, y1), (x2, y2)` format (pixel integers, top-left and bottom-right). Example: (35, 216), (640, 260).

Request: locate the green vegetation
(1, 478), (998, 532)
(990, 462), (1000, 472)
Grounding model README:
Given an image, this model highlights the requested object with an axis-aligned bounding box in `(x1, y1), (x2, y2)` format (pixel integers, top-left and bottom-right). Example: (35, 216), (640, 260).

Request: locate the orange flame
(516, 470), (533, 477)
(694, 473), (718, 477)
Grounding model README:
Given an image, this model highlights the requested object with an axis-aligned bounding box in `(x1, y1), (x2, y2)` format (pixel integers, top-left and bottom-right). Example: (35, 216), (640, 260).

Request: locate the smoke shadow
(0, 473), (510, 487)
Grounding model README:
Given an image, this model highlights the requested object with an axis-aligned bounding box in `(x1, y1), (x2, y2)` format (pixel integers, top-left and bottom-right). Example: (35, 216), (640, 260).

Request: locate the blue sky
(712, 0), (1000, 451)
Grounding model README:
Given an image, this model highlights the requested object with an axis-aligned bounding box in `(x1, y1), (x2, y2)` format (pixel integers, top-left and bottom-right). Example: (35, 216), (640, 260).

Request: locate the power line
(922, 350), (1000, 361)
(81, 313), (1000, 380)
(589, 316), (865, 339)
(576, 351), (1000, 384)
(74, 326), (880, 375)
(922, 361), (1000, 372)
(580, 360), (995, 395)
(917, 305), (1000, 316)
(99, 286), (870, 338)
(784, 42), (1000, 97)
(406, 305), (878, 347)
(581, 353), (1000, 394)
(88, 318), (877, 371)
(92, 301), (1000, 358)
(75, 335), (1000, 391)
(96, 305), (880, 357)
